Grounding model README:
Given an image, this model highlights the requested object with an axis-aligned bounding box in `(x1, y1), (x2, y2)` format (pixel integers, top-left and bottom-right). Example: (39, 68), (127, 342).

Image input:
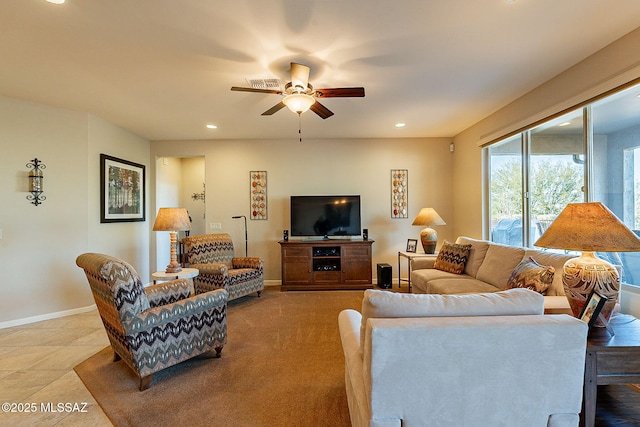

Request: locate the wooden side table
(397, 251), (438, 292)
(582, 313), (640, 427)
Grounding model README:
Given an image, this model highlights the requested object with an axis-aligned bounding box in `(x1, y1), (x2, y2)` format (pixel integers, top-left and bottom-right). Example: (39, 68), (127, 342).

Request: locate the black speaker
(377, 263), (392, 289)
(283, 230), (289, 241)
(363, 228), (368, 240)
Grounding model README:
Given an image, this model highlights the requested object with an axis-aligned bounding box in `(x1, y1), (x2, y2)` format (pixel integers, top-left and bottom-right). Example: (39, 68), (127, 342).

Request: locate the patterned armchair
(183, 233), (264, 301)
(76, 253), (228, 391)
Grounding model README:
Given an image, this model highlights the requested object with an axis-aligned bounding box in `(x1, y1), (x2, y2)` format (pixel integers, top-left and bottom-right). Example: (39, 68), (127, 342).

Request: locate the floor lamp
(232, 215), (248, 256)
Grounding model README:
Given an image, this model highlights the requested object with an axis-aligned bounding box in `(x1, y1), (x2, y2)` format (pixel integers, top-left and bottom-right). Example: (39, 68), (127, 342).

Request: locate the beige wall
(151, 137), (454, 282)
(452, 27), (640, 240)
(0, 96), (150, 325)
(4, 26), (640, 324)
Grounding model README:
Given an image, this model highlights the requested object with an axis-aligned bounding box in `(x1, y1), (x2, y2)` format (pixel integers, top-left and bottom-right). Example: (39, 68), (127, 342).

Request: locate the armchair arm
(126, 288), (228, 334)
(191, 263), (228, 276)
(232, 257), (263, 270)
(144, 278), (192, 307)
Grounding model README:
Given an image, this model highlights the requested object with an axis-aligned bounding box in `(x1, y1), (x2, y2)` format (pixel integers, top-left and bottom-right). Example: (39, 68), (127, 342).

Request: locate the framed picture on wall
(100, 154), (146, 223)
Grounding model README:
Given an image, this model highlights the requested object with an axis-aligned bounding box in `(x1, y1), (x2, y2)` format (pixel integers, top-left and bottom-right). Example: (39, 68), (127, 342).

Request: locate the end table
(151, 267), (199, 294)
(397, 251), (438, 292)
(582, 312), (640, 427)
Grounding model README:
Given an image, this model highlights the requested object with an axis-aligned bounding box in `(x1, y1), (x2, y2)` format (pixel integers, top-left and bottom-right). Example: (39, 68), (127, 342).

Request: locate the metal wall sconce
(191, 183), (205, 202)
(27, 158), (46, 206)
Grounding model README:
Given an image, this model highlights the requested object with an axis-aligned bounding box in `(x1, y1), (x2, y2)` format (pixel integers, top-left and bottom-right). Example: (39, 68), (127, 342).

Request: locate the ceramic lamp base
(562, 251), (619, 325)
(419, 228), (438, 254)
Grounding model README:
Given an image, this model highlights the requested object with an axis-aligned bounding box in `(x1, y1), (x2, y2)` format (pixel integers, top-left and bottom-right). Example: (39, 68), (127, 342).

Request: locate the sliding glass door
(591, 85), (640, 284)
(485, 81), (640, 285)
(529, 110), (585, 244)
(488, 135), (523, 246)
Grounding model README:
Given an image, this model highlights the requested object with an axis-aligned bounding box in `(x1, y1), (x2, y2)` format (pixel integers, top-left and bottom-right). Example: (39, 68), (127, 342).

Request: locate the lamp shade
(411, 208), (446, 227)
(153, 208), (191, 232)
(534, 202), (640, 252)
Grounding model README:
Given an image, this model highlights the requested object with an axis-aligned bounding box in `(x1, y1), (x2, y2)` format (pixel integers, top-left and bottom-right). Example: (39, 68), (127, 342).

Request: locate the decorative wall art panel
(391, 169), (408, 218)
(250, 171), (267, 220)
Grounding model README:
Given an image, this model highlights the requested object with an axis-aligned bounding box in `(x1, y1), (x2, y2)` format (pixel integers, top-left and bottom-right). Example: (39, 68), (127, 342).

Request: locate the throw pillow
(433, 242), (472, 274)
(506, 256), (555, 294)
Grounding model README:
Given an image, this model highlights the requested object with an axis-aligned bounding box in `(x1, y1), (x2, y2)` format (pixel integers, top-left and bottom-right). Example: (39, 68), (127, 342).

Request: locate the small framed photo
(406, 239), (418, 253)
(579, 290), (608, 329)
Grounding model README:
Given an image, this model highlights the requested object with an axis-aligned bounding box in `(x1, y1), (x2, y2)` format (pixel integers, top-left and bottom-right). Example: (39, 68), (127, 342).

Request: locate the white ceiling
(1, 0), (639, 141)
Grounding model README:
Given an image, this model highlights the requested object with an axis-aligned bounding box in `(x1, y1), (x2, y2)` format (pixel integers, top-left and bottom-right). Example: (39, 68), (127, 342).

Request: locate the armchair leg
(215, 345), (224, 358)
(257, 290), (262, 297)
(139, 375), (153, 391)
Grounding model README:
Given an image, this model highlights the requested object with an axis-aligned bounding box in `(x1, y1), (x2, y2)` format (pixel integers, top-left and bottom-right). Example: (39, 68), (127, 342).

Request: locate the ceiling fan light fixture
(283, 93), (315, 114)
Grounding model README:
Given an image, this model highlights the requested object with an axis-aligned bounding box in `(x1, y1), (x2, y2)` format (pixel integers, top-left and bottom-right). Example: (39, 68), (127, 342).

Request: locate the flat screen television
(290, 195), (361, 238)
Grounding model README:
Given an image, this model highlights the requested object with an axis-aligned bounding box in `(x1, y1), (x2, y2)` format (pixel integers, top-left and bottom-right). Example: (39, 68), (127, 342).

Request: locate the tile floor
(0, 310), (113, 426)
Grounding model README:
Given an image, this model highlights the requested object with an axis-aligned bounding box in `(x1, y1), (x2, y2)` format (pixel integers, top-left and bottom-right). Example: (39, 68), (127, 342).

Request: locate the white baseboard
(0, 304), (97, 329)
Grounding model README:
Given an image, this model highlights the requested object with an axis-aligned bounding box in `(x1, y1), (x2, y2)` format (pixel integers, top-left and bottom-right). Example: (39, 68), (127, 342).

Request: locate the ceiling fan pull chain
(298, 113), (303, 142)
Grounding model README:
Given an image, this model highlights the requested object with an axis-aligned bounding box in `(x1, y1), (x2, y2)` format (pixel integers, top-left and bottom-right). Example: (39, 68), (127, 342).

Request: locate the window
(529, 111), (585, 242)
(488, 135), (523, 246)
(487, 111), (585, 248)
(591, 84), (640, 285)
(485, 81), (640, 285)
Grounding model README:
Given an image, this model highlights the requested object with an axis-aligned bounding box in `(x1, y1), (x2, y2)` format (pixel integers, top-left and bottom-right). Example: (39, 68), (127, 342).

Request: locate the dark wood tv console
(278, 239), (374, 291)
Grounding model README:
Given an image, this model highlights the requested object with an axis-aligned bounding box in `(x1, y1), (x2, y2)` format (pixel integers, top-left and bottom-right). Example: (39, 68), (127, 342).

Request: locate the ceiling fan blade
(290, 62), (310, 90)
(261, 102), (286, 116)
(315, 87), (365, 98)
(231, 86), (282, 95)
(310, 101), (334, 119)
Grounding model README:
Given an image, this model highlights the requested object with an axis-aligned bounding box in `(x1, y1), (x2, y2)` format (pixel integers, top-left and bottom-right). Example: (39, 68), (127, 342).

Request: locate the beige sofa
(410, 236), (573, 313)
(338, 289), (588, 427)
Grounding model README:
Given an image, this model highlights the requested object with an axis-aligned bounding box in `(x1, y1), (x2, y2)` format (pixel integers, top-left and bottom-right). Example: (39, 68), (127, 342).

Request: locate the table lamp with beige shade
(534, 202), (640, 323)
(153, 207), (191, 273)
(411, 208), (446, 254)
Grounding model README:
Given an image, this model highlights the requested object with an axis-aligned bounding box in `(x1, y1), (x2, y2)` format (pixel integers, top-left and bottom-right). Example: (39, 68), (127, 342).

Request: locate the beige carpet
(74, 288), (365, 427)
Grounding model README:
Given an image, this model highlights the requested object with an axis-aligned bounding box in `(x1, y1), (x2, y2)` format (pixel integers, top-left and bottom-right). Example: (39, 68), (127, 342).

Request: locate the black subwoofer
(376, 263), (392, 289)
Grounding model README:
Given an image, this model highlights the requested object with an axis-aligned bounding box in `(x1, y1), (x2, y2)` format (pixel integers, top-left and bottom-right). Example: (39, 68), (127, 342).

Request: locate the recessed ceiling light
(558, 121), (571, 127)
(395, 122), (406, 128)
(46, 0), (65, 4)
(206, 124), (218, 129)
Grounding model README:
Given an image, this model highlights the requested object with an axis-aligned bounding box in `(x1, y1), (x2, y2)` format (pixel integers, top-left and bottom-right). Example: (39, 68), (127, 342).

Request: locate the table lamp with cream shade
(411, 208), (446, 254)
(153, 207), (191, 273)
(534, 202), (640, 323)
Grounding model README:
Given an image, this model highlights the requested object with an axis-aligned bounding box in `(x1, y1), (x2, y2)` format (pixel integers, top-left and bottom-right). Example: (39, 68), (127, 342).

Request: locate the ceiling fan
(231, 62), (365, 119)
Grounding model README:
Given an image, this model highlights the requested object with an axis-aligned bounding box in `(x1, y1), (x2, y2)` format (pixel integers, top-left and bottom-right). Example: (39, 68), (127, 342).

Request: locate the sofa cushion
(476, 243), (525, 289)
(411, 269), (475, 294)
(506, 257), (555, 294)
(523, 249), (572, 296)
(427, 278), (502, 294)
(433, 242), (472, 274)
(360, 288), (544, 348)
(455, 236), (491, 278)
